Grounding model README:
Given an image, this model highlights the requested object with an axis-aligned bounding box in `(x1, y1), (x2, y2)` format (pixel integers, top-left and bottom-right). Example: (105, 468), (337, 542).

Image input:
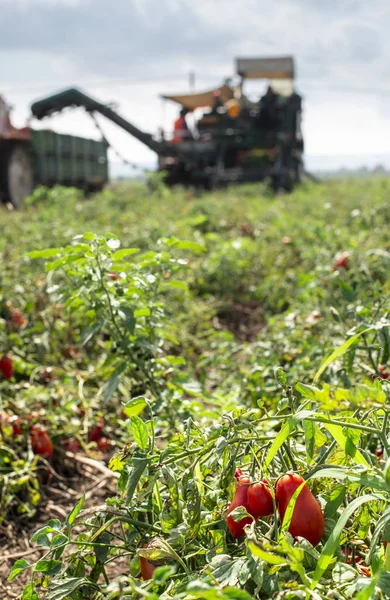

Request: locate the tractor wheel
(3, 145), (33, 208)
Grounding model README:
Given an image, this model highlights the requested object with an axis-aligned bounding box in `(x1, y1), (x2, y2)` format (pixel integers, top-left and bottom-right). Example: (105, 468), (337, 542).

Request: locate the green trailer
(0, 94), (109, 208)
(30, 129), (109, 193)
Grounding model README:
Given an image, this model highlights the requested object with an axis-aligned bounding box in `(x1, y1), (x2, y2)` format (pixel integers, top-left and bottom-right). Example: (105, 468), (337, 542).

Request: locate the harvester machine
(31, 55), (305, 192)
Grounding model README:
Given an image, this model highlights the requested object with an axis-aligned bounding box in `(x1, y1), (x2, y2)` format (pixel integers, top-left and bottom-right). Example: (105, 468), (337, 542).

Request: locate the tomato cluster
(227, 470), (325, 547)
(226, 472), (273, 538)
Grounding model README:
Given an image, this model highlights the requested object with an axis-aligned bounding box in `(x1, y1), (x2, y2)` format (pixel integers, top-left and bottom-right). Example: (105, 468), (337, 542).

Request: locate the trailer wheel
(4, 145), (33, 208)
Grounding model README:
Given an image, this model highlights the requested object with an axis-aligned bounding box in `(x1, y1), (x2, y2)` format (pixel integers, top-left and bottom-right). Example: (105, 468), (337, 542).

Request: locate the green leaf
(26, 248), (63, 260)
(99, 365), (126, 404)
(65, 495), (85, 527)
(264, 418), (296, 469)
(134, 308), (151, 317)
(164, 280), (189, 293)
(94, 532), (111, 563)
(80, 321), (104, 345)
(313, 327), (375, 383)
(208, 554), (249, 588)
(117, 306), (136, 333)
(21, 584), (39, 600)
(34, 559), (62, 576)
(322, 423), (369, 467)
(126, 456), (148, 502)
(8, 559), (31, 581)
(112, 248), (139, 261)
(355, 577), (379, 600)
(339, 280), (356, 302)
(108, 455), (125, 472)
(47, 577), (99, 600)
(309, 466), (390, 493)
(303, 420), (316, 462)
(280, 481), (306, 534)
(324, 485), (346, 519)
(174, 240), (206, 253)
(123, 396), (147, 417)
(129, 415), (149, 451)
(296, 382), (320, 401)
(311, 494), (378, 589)
(247, 541), (287, 566)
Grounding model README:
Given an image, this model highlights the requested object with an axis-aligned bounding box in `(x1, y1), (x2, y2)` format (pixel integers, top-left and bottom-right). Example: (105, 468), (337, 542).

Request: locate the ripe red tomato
(8, 309), (25, 328)
(0, 355), (13, 380)
(64, 438), (81, 453)
(275, 473), (324, 547)
(140, 555), (155, 580)
(247, 481), (274, 519)
(109, 271), (121, 281)
(97, 437), (112, 451)
(334, 252), (350, 270)
(31, 425), (53, 459)
(226, 474), (252, 538)
(88, 417), (104, 442)
(378, 365), (389, 379)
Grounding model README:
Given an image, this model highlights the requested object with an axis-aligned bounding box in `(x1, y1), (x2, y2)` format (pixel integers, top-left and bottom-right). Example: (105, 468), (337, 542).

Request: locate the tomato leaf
(65, 494), (85, 527)
(112, 248), (139, 261)
(8, 559), (31, 581)
(129, 415), (149, 451)
(21, 584), (39, 600)
(313, 327), (376, 383)
(311, 494), (378, 589)
(34, 559), (62, 576)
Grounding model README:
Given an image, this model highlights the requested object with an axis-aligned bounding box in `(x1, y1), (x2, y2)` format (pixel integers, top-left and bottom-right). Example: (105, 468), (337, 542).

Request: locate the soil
(0, 452), (119, 599)
(213, 300), (264, 342)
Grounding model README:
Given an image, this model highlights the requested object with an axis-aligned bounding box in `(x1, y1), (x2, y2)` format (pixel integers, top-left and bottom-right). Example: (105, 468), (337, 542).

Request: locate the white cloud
(2, 0), (390, 167)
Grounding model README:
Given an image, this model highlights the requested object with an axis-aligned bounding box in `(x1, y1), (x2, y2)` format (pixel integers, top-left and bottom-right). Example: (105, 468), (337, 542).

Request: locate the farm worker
(172, 107), (190, 143)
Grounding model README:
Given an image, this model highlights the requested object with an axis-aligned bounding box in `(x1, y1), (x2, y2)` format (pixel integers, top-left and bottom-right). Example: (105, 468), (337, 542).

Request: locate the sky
(2, 0), (390, 172)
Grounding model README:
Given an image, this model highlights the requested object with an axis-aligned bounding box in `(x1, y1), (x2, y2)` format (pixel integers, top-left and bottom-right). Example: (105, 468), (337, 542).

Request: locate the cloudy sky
(2, 0), (390, 171)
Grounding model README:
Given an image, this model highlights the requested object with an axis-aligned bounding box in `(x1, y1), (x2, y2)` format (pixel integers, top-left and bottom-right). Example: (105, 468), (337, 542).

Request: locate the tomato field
(1, 178), (390, 599)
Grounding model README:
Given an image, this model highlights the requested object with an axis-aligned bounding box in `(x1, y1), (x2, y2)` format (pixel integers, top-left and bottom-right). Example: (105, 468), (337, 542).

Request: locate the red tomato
(0, 355), (13, 380)
(140, 555), (155, 580)
(31, 425), (53, 459)
(10, 415), (21, 435)
(64, 438), (81, 453)
(226, 475), (252, 538)
(378, 365), (389, 379)
(334, 252), (350, 270)
(109, 271), (120, 281)
(97, 437), (112, 451)
(88, 417), (104, 442)
(8, 309), (25, 328)
(275, 473), (325, 547)
(247, 481), (274, 519)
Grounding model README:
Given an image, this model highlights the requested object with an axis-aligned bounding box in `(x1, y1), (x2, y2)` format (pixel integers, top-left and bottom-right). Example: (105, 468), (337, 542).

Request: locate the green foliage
(0, 178), (390, 597)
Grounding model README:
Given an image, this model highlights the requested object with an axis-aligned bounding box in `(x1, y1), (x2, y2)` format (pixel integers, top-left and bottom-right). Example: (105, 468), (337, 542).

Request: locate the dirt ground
(0, 453), (119, 599)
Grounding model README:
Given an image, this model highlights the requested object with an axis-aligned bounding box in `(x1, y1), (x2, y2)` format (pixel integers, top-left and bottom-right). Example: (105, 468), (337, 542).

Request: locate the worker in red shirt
(172, 107), (190, 143)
